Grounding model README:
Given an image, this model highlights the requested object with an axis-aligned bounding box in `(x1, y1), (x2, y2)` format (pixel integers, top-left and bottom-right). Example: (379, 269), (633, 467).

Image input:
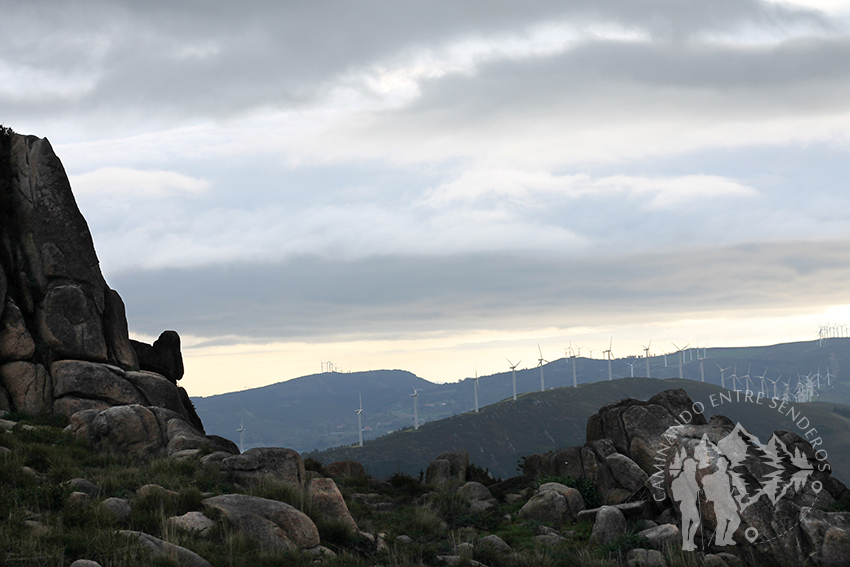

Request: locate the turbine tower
(565, 346), (577, 388)
(506, 358), (521, 401)
(356, 393), (364, 447)
(473, 368), (480, 413)
(603, 337), (614, 381)
(410, 389), (420, 430)
(537, 344), (548, 391)
(755, 368), (769, 397)
(642, 340), (652, 378)
(236, 421), (246, 453)
(715, 363), (732, 389)
(671, 342), (684, 379)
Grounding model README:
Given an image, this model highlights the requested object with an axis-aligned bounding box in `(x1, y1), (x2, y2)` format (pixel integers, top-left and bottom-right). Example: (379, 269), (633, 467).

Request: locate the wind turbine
(537, 344), (548, 391)
(755, 368), (769, 397)
(236, 421), (246, 453)
(473, 368), (480, 413)
(766, 376), (779, 398)
(565, 346), (577, 388)
(356, 393), (364, 447)
(627, 359), (636, 378)
(411, 389), (420, 430)
(506, 358), (521, 401)
(603, 337), (614, 381)
(826, 368), (833, 387)
(671, 342), (684, 379)
(741, 365), (753, 393)
(642, 340), (652, 378)
(699, 359), (705, 383)
(715, 363), (732, 389)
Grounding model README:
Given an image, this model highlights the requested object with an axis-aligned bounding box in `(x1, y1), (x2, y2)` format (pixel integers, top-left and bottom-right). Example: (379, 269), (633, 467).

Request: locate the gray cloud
(111, 240), (850, 343)
(0, 0), (833, 132)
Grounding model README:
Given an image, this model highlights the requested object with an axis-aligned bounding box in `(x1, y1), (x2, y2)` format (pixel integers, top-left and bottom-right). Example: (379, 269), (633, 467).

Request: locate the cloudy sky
(5, 0), (850, 396)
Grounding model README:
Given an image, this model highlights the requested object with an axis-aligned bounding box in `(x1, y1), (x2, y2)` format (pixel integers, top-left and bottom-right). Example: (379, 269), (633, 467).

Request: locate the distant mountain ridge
(194, 338), (850, 454)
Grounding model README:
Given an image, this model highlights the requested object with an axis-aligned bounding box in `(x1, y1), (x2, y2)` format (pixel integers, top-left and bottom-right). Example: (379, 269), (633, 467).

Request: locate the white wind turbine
(826, 368), (833, 387)
(767, 375), (780, 398)
(473, 368), (480, 413)
(627, 359), (636, 378)
(236, 421), (246, 453)
(356, 393), (364, 447)
(730, 365), (740, 392)
(506, 358), (521, 401)
(537, 344), (548, 391)
(755, 368), (769, 397)
(715, 363), (732, 389)
(671, 342), (685, 379)
(741, 365), (753, 393)
(699, 359), (705, 383)
(603, 337), (614, 381)
(565, 346), (578, 388)
(410, 389), (420, 430)
(642, 340), (652, 378)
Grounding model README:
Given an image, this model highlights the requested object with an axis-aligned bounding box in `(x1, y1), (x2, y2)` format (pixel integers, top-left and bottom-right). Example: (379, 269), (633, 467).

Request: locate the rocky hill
(314, 377), (850, 484)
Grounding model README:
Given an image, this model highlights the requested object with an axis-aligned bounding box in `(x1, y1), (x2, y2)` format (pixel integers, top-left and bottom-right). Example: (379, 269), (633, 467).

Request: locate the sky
(4, 0), (850, 396)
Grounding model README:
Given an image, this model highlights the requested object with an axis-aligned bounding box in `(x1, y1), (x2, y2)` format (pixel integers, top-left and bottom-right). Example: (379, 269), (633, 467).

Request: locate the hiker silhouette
(671, 457), (700, 551)
(702, 457), (741, 545)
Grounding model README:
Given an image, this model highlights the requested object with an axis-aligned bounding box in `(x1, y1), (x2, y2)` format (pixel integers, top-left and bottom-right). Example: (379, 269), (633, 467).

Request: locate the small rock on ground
(626, 548), (666, 567)
(304, 545), (337, 560)
(63, 478), (99, 497)
(167, 511), (215, 535)
(67, 492), (92, 506)
(715, 553), (743, 567)
(22, 520), (49, 536)
(479, 534), (511, 552)
(638, 524), (680, 549)
(69, 561), (103, 567)
(136, 484), (179, 499)
(533, 534), (566, 546)
(120, 530), (212, 567)
(702, 554), (729, 567)
(99, 497), (132, 521)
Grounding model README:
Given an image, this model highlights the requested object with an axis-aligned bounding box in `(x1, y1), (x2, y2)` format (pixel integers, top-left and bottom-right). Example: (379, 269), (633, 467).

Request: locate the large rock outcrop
(520, 388), (850, 567)
(0, 131), (215, 458)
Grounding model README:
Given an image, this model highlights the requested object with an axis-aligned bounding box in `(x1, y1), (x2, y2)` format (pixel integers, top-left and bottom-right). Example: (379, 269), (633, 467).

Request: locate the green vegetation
(0, 413), (712, 567)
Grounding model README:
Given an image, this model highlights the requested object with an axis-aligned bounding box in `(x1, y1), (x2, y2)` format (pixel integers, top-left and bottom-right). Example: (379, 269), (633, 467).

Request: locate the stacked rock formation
(519, 388), (850, 566)
(0, 132), (229, 458)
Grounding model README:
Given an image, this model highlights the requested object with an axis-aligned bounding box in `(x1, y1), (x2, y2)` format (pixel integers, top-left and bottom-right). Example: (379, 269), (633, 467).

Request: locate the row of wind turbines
(714, 364), (834, 403)
(355, 334), (840, 447)
(268, 328), (843, 451)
